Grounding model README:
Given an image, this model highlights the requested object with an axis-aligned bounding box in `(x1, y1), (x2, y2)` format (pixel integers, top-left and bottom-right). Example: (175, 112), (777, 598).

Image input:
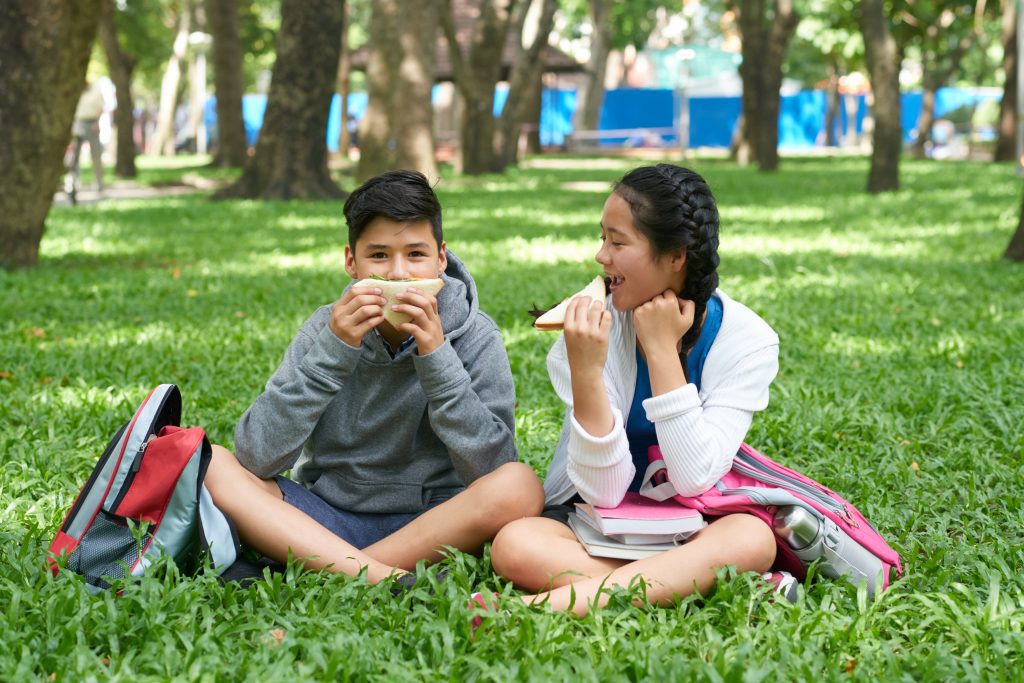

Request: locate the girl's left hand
(633, 290), (695, 357)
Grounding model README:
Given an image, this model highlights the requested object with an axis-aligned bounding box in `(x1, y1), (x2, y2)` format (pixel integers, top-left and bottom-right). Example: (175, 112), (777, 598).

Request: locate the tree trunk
(99, 0), (138, 177)
(995, 0), (1017, 162)
(824, 60), (839, 147)
(439, 0), (518, 175)
(0, 0), (101, 269)
(336, 2), (351, 157)
(493, 0), (557, 172)
(910, 32), (975, 159)
(525, 71), (544, 154)
(394, 0), (439, 179)
(357, 0), (399, 182)
(737, 0), (798, 172)
(911, 85), (938, 158)
(860, 0), (901, 193)
(1008, 188), (1024, 260)
(208, 0), (248, 167)
(215, 0), (345, 199)
(149, 2), (190, 156)
(577, 0), (613, 132)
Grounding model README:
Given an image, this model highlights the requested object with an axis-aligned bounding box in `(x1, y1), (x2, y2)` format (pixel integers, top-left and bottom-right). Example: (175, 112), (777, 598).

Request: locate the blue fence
(207, 86), (999, 151)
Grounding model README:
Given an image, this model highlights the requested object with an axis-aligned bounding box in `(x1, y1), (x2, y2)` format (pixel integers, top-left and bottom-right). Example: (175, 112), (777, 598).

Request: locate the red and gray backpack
(48, 384), (239, 592)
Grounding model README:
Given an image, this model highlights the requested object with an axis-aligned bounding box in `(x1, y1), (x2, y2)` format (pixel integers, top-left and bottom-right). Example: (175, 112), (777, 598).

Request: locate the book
(567, 514), (680, 561)
(574, 492), (705, 537)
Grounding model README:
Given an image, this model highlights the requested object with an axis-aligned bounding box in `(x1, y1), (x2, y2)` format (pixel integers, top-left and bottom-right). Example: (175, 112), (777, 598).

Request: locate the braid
(615, 164), (721, 376)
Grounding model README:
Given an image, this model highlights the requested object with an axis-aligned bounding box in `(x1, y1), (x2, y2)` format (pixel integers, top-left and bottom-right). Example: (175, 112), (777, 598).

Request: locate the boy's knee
(482, 462), (545, 518)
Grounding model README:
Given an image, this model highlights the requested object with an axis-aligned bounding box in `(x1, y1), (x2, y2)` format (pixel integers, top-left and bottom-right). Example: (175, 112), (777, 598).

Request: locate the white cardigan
(541, 289), (780, 508)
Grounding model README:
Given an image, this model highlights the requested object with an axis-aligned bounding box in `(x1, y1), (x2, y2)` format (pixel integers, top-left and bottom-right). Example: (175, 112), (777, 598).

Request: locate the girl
(490, 164), (781, 615)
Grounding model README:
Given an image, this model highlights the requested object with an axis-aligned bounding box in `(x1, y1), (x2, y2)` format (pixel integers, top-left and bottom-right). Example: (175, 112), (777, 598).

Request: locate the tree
(207, 0), (249, 166)
(216, 0), (345, 199)
(994, 0), (1017, 162)
(148, 0), (190, 155)
(394, 0), (439, 179)
(859, 0), (901, 193)
(1009, 195), (1024, 260)
(493, 0), (558, 171)
(0, 0), (102, 269)
(898, 1), (984, 159)
(735, 0), (799, 171)
(576, 0), (614, 132)
(439, 0), (519, 175)
(99, 0), (139, 177)
(357, 0), (399, 181)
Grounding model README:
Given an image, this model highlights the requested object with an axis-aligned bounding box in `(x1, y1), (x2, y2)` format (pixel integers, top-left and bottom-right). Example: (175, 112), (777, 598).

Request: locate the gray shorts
(275, 476), (441, 549)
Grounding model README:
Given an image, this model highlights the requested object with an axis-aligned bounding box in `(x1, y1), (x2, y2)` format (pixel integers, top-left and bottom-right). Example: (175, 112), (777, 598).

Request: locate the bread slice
(534, 276), (607, 331)
(352, 277), (445, 327)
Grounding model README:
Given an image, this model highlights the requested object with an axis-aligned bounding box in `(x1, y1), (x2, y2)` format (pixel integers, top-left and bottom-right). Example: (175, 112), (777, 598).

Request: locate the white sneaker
(761, 571), (799, 603)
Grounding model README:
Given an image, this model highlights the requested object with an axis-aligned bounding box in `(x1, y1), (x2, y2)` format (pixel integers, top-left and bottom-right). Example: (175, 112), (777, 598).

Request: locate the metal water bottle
(772, 506), (824, 557)
(772, 505), (885, 597)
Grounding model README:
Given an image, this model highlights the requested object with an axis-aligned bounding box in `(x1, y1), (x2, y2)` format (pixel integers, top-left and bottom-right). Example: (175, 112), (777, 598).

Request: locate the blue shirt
(624, 295), (723, 491)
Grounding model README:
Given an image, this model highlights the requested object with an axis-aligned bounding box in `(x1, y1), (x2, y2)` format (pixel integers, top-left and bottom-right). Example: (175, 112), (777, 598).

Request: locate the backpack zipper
(108, 436), (154, 513)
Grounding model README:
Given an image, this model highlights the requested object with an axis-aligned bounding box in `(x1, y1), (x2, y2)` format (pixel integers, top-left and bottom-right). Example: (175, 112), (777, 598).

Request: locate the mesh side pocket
(67, 512), (150, 587)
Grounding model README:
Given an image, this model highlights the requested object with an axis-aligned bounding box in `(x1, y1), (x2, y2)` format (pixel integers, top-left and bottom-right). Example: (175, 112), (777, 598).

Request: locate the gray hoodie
(234, 251), (517, 514)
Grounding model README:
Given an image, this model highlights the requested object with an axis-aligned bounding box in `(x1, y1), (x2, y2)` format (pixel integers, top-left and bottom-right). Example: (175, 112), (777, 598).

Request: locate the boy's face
(344, 217), (447, 282)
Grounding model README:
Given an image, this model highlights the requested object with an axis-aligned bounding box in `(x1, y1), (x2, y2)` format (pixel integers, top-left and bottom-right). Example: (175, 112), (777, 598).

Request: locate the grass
(2, 154), (1023, 680)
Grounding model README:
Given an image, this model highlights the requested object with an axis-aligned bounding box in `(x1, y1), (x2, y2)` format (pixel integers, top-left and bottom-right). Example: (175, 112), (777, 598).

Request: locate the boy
(206, 170), (542, 586)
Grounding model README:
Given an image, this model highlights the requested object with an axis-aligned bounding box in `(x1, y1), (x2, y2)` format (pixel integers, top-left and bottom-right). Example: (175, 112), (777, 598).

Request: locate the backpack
(47, 384), (239, 592)
(640, 295), (903, 596)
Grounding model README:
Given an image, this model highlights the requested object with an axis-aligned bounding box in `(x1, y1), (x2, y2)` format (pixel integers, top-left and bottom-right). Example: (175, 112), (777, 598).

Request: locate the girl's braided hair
(613, 164), (721, 360)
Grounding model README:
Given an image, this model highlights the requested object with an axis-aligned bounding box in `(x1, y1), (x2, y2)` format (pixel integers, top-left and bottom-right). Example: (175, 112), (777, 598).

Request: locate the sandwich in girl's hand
(353, 276), (445, 326)
(533, 276), (607, 331)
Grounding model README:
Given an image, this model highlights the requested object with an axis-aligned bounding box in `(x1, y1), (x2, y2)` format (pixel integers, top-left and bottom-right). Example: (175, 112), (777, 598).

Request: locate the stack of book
(568, 492), (707, 560)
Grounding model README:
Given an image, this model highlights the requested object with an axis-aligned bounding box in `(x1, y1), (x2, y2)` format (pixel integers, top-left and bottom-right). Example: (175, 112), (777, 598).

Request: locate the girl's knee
(490, 517), (538, 578)
(725, 514), (777, 572)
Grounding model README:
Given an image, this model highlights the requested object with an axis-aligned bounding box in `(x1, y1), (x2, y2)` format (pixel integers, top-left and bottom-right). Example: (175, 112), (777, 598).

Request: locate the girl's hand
(563, 295), (612, 381)
(633, 290), (695, 359)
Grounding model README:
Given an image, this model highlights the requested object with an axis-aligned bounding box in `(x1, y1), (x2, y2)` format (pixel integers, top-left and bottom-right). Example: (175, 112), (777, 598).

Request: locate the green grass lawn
(2, 155), (1023, 680)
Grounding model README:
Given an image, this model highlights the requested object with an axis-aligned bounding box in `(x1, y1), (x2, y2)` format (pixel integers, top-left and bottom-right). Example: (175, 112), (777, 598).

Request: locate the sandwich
(352, 277), (445, 327)
(534, 276), (607, 331)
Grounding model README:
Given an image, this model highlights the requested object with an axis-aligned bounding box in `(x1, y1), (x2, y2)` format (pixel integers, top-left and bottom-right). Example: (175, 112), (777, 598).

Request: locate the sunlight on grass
(3, 155), (1023, 680)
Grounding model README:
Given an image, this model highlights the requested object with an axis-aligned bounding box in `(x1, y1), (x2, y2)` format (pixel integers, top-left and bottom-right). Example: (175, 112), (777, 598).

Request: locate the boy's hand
(329, 285), (387, 347)
(393, 288), (445, 355)
(563, 295), (612, 381)
(633, 290), (694, 359)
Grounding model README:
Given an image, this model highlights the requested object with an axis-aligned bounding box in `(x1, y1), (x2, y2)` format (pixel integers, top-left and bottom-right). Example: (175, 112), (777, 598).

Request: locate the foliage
(2, 156), (1023, 679)
(785, 0), (864, 86)
(557, 0), (678, 50)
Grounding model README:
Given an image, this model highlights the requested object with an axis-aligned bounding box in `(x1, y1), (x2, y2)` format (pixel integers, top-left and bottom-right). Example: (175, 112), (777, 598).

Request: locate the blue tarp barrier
(205, 85), (999, 152)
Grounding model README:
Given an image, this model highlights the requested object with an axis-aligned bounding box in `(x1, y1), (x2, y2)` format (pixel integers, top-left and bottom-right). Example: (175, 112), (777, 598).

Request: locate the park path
(51, 179), (209, 208)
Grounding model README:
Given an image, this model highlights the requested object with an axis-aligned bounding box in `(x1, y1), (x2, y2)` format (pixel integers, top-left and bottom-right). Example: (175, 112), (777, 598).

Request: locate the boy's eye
(368, 252), (387, 259)
(409, 251), (427, 257)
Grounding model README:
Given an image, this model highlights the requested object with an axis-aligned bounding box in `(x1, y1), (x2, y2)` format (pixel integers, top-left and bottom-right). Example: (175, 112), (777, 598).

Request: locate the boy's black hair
(343, 170), (443, 248)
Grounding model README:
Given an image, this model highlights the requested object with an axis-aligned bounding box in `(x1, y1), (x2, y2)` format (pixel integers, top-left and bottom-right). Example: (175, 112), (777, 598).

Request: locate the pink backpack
(642, 443), (902, 596)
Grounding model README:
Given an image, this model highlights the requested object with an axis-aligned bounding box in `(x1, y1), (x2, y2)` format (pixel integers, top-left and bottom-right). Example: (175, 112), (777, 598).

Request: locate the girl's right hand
(563, 295), (612, 380)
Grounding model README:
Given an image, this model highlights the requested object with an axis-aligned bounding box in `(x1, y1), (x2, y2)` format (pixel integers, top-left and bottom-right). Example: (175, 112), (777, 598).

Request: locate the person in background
(69, 81), (106, 193)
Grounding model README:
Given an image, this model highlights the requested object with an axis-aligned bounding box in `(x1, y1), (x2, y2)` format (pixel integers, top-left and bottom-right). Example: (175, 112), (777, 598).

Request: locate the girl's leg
(363, 462), (546, 569)
(520, 513), (778, 616)
(204, 445), (401, 584)
(490, 516), (629, 591)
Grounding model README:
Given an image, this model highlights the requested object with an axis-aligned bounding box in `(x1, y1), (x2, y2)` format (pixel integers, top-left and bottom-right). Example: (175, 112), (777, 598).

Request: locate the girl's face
(596, 192), (686, 312)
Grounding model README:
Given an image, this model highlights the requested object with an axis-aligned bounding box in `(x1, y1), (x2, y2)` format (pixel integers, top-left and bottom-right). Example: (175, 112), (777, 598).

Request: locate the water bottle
(772, 505), (885, 597)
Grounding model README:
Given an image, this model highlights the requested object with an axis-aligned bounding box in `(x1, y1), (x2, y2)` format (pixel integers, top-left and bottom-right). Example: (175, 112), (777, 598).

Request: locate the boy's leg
(514, 513), (777, 616)
(204, 445), (403, 584)
(362, 462), (546, 570)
